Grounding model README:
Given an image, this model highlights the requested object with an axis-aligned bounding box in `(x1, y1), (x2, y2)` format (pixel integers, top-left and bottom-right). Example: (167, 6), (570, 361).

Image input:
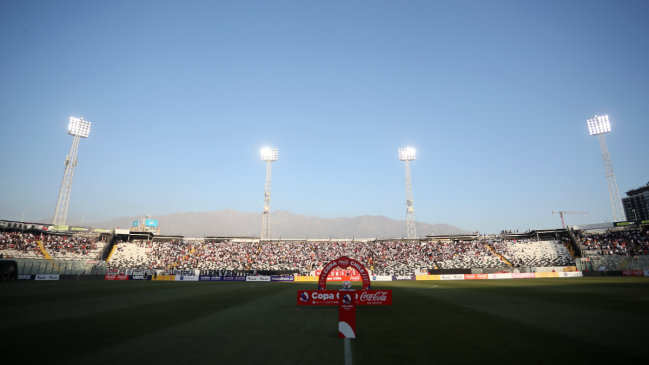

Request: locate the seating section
(42, 235), (106, 260)
(497, 240), (575, 267)
(0, 231), (106, 260)
(105, 239), (574, 272)
(0, 231), (43, 258)
(579, 229), (649, 257)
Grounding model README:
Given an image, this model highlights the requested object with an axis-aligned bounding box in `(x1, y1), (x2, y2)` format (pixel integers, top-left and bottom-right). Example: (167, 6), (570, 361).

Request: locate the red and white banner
(105, 274), (129, 281)
(464, 274), (488, 280)
(622, 270), (644, 277)
(297, 290), (392, 306)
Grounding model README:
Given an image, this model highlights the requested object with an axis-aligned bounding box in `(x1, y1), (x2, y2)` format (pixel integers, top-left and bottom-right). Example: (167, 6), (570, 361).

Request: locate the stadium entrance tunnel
(0, 260), (18, 282)
(318, 256), (371, 290)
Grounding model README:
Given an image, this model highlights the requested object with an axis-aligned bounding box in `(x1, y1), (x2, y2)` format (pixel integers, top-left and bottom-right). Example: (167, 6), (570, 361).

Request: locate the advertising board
(270, 276), (294, 282)
(488, 273), (513, 279)
(246, 276), (271, 282)
(559, 272), (583, 277)
(153, 275), (175, 281)
(440, 274), (465, 280)
(175, 274), (199, 281)
(35, 274), (59, 281)
(464, 274), (488, 280)
(511, 273), (535, 279)
(297, 290), (392, 306)
(372, 275), (393, 281)
(198, 276), (222, 281)
(18, 274), (33, 280)
(294, 276), (318, 282)
(130, 275), (151, 280)
(145, 219), (158, 227)
(622, 270), (644, 277)
(392, 275), (416, 281)
(105, 274), (129, 281)
(415, 275), (440, 280)
(222, 276), (246, 281)
(535, 272), (560, 278)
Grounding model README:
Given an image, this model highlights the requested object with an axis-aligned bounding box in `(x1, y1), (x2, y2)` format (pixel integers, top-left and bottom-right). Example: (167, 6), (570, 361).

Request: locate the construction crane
(552, 211), (589, 229)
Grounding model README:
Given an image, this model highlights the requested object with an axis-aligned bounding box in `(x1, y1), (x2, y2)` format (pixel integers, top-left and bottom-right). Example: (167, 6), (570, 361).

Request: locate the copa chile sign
(318, 256), (371, 290)
(299, 256), (392, 338)
(297, 290), (392, 306)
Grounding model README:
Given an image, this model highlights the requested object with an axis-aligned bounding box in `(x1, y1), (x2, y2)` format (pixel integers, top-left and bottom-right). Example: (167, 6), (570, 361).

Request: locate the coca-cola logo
(359, 291), (389, 302)
(337, 257), (351, 269)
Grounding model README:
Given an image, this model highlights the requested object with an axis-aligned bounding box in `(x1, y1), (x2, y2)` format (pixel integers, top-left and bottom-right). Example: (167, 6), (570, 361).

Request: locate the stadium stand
(41, 235), (106, 259)
(104, 238), (575, 273)
(578, 229), (649, 257)
(0, 231), (43, 258)
(0, 231), (106, 260)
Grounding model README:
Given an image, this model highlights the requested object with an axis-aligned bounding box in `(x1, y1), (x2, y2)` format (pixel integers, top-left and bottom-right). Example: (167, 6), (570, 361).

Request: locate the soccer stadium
(2, 2), (649, 365)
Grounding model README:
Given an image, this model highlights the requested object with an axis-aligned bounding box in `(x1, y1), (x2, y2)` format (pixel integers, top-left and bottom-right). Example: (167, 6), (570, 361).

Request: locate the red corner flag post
(338, 290), (356, 338)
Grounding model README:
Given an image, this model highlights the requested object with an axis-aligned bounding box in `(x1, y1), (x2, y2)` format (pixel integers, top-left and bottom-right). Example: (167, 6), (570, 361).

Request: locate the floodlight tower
(52, 117), (91, 225)
(399, 147), (416, 239)
(587, 115), (625, 222)
(260, 148), (278, 241)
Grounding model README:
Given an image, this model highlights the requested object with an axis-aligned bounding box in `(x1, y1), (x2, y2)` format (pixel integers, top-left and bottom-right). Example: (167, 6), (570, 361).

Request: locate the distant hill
(58, 209), (468, 238)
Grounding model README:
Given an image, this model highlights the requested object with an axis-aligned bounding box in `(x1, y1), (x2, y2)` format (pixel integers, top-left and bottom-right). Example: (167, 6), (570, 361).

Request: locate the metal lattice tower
(597, 134), (625, 221)
(587, 115), (626, 222)
(261, 148), (277, 241)
(399, 148), (416, 239)
(53, 117), (91, 226)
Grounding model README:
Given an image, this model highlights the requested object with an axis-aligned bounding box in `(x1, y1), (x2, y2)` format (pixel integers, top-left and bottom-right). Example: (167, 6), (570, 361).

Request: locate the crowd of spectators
(0, 231), (104, 259)
(580, 229), (649, 256)
(41, 235), (102, 258)
(108, 239), (550, 272)
(0, 231), (43, 258)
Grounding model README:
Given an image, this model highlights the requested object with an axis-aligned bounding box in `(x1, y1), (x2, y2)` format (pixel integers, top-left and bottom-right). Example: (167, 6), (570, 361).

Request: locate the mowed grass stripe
(352, 284), (646, 364)
(4, 279), (649, 365)
(401, 280), (649, 359)
(455, 278), (649, 316)
(0, 281), (257, 330)
(0, 280), (191, 306)
(3, 282), (283, 363)
(66, 282), (345, 365)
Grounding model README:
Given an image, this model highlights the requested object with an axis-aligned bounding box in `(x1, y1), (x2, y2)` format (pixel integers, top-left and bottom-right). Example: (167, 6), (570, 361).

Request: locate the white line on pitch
(344, 338), (352, 365)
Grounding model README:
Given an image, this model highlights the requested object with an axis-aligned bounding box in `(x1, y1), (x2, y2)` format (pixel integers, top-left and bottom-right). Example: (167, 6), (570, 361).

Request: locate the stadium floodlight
(399, 147), (416, 161)
(399, 147), (416, 239)
(52, 117), (91, 226)
(587, 115), (625, 222)
(68, 117), (91, 138)
(587, 115), (611, 136)
(261, 148), (278, 161)
(261, 147), (278, 241)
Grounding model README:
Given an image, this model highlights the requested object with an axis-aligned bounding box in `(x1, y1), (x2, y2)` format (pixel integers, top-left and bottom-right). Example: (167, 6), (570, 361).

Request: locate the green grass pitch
(2, 278), (649, 364)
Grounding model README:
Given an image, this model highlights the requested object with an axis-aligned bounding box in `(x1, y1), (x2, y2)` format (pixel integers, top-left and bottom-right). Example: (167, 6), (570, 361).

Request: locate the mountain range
(40, 209), (468, 238)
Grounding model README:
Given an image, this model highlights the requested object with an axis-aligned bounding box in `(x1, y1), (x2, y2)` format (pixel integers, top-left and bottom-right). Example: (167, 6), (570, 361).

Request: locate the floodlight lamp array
(587, 115), (610, 136)
(399, 147), (416, 161)
(261, 148), (278, 161)
(68, 117), (91, 138)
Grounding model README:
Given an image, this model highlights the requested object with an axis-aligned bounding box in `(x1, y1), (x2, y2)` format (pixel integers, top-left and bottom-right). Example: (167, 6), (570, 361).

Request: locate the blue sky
(1, 0), (647, 234)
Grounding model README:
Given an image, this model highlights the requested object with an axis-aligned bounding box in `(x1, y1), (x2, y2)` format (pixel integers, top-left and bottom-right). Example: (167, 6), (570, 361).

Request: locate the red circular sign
(318, 256), (371, 290)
